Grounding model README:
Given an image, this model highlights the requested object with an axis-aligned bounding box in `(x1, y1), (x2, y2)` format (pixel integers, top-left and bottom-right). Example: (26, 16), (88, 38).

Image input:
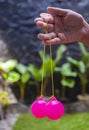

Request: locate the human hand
(35, 7), (89, 45)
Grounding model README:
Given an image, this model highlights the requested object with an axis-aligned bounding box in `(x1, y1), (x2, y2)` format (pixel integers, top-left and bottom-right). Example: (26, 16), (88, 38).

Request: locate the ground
(13, 112), (89, 130)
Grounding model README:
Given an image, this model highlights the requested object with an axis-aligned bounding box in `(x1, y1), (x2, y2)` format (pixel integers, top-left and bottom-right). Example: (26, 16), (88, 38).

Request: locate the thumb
(47, 7), (68, 16)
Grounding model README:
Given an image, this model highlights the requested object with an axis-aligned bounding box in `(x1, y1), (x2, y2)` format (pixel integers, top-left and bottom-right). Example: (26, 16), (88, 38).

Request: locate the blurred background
(0, 1), (89, 130)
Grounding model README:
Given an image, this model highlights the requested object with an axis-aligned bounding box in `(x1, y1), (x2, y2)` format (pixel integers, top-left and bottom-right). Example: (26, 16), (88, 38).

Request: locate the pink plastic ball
(31, 97), (46, 118)
(46, 97), (64, 120)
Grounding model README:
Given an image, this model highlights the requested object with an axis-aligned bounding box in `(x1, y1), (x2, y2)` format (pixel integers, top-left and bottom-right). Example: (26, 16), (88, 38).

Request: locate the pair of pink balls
(31, 97), (64, 120)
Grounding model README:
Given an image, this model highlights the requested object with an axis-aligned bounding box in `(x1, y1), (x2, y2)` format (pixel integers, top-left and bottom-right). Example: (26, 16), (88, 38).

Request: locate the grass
(13, 112), (89, 130)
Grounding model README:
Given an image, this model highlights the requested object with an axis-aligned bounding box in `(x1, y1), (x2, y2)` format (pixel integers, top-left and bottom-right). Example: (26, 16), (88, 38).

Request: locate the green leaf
(42, 59), (56, 78)
(7, 71), (20, 83)
(78, 42), (87, 55)
(39, 51), (43, 60)
(79, 61), (86, 73)
(2, 73), (8, 79)
(0, 60), (17, 71)
(67, 57), (79, 67)
(61, 78), (75, 88)
(55, 63), (77, 77)
(54, 67), (61, 72)
(16, 63), (27, 74)
(55, 45), (66, 63)
(67, 57), (86, 74)
(78, 42), (89, 70)
(21, 72), (30, 83)
(82, 53), (89, 67)
(39, 51), (50, 61)
(28, 64), (42, 81)
(61, 63), (77, 77)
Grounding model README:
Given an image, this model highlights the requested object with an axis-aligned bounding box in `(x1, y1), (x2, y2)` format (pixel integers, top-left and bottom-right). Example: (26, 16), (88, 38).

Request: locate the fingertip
(36, 21), (43, 28)
(47, 7), (67, 16)
(37, 34), (40, 39)
(37, 34), (43, 39)
(34, 19), (40, 24)
(47, 7), (52, 11)
(47, 7), (52, 13)
(47, 7), (57, 16)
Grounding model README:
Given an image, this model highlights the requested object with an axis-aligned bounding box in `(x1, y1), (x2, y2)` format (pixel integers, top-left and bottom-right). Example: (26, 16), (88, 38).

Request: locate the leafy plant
(0, 59), (17, 71)
(39, 52), (56, 78)
(55, 45), (66, 64)
(27, 64), (42, 96)
(6, 71), (20, 83)
(67, 42), (89, 96)
(28, 45), (66, 96)
(55, 63), (77, 99)
(16, 63), (31, 102)
(0, 59), (18, 90)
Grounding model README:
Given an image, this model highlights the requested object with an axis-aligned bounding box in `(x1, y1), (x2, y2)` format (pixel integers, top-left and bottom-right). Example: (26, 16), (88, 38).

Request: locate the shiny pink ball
(31, 97), (46, 118)
(46, 97), (64, 120)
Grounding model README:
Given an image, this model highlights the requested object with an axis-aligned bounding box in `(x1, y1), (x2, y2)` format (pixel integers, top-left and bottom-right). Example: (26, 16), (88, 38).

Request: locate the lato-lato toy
(31, 13), (64, 120)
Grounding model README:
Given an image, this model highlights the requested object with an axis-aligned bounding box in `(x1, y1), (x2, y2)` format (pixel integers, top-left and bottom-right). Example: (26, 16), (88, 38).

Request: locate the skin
(34, 7), (89, 46)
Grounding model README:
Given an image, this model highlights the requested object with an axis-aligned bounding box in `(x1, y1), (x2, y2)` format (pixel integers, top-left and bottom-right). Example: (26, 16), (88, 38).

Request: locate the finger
(38, 32), (56, 40)
(36, 21), (54, 31)
(40, 13), (54, 23)
(43, 37), (61, 45)
(34, 18), (43, 23)
(58, 33), (67, 43)
(47, 7), (68, 16)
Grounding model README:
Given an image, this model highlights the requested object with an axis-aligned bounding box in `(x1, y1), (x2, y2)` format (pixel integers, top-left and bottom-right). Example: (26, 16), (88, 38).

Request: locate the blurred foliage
(67, 42), (89, 95)
(0, 43), (89, 103)
(0, 91), (10, 106)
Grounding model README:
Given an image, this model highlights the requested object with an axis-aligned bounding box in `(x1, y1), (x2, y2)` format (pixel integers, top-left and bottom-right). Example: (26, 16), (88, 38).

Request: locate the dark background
(0, 0), (89, 64)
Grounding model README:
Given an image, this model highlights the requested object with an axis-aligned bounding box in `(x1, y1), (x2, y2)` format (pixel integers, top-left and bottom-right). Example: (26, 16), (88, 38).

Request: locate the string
(40, 30), (55, 97)
(49, 43), (55, 97)
(40, 44), (46, 97)
(40, 13), (55, 97)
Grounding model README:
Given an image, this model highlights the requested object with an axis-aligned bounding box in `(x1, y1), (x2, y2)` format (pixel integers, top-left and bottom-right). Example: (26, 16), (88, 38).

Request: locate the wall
(0, 0), (89, 65)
